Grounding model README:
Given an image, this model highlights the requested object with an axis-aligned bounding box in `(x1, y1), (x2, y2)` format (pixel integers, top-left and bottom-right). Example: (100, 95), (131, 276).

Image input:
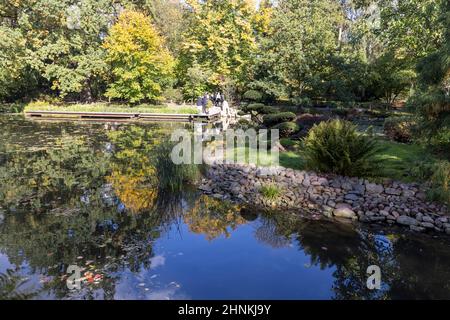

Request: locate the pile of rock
(198, 164), (449, 234)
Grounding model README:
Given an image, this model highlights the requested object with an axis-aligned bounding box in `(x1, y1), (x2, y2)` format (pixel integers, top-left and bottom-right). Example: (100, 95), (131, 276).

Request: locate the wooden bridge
(24, 110), (222, 123)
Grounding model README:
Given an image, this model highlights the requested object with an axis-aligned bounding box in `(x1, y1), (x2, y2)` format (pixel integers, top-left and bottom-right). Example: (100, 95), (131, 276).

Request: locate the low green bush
(260, 106), (278, 114)
(427, 161), (450, 205)
(384, 116), (416, 143)
(428, 127), (450, 157)
(263, 112), (297, 126)
(260, 184), (282, 200)
(243, 90), (263, 102)
(245, 103), (265, 113)
(0, 103), (26, 113)
(302, 119), (380, 177)
(162, 88), (184, 104)
(272, 121), (301, 138)
(280, 138), (298, 148)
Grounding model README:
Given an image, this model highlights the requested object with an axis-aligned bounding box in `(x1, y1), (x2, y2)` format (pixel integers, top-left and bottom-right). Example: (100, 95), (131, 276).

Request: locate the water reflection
(0, 116), (450, 299)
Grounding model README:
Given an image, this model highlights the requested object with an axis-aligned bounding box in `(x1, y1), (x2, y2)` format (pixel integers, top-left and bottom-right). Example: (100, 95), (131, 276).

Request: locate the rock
(353, 184), (365, 195)
(369, 216), (385, 222)
(379, 210), (389, 216)
(333, 207), (357, 219)
(402, 189), (416, 198)
(396, 215), (418, 226)
(385, 188), (401, 196)
(365, 183), (384, 194)
(421, 222), (435, 229)
(344, 193), (359, 201)
(421, 215), (434, 223)
(410, 225), (425, 232)
(198, 185), (212, 193)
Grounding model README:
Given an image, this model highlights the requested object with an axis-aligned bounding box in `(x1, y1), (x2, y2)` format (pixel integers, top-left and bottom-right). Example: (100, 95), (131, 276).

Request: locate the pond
(1, 115), (450, 300)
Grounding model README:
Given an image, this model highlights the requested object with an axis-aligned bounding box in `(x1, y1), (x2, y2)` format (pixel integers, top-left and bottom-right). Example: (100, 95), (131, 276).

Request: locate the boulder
(365, 183), (384, 194)
(333, 206), (357, 219)
(385, 188), (401, 196)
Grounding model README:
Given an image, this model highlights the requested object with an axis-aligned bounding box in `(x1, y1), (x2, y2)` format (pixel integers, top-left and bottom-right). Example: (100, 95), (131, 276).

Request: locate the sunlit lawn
(226, 138), (434, 183)
(23, 102), (199, 114)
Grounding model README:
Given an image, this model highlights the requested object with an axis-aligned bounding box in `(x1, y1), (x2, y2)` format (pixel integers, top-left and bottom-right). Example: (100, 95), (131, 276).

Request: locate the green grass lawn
(23, 102), (199, 114)
(374, 139), (435, 182)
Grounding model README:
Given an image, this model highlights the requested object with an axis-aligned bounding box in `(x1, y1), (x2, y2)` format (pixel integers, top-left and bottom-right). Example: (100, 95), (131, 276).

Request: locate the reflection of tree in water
(254, 214), (291, 248)
(0, 124), (203, 299)
(256, 211), (450, 299)
(184, 195), (245, 241)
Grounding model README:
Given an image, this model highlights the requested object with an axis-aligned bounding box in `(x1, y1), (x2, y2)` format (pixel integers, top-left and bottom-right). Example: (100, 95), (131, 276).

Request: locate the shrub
(243, 90), (263, 102)
(263, 112), (297, 126)
(260, 184), (282, 200)
(427, 161), (450, 205)
(297, 113), (327, 127)
(384, 116), (415, 143)
(235, 118), (255, 130)
(163, 88), (184, 104)
(260, 106), (278, 114)
(272, 122), (301, 138)
(302, 119), (380, 177)
(280, 138), (297, 148)
(428, 128), (450, 157)
(245, 103), (265, 113)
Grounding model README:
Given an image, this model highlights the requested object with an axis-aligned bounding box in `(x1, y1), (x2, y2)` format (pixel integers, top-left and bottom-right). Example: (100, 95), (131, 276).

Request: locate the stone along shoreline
(198, 164), (449, 234)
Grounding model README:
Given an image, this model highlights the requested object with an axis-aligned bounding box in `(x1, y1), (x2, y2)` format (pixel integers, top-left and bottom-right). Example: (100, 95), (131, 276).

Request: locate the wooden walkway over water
(25, 110), (222, 123)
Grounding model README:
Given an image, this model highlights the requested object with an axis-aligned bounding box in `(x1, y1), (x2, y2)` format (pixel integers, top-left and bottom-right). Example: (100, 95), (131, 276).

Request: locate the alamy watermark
(170, 126), (280, 166)
(367, 265), (381, 290)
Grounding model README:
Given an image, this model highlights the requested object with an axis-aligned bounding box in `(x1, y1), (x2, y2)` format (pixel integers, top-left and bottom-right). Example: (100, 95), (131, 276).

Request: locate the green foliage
(263, 112), (296, 126)
(180, 0), (256, 89)
(252, 0), (344, 99)
(243, 90), (263, 102)
(411, 160), (450, 205)
(163, 87), (184, 104)
(260, 184), (282, 201)
(0, 0), (126, 100)
(408, 0), (450, 157)
(104, 10), (175, 104)
(384, 116), (416, 143)
(145, 0), (188, 56)
(181, 62), (210, 102)
(0, 103), (26, 113)
(302, 119), (380, 176)
(244, 103), (277, 115)
(427, 161), (450, 205)
(245, 103), (265, 113)
(272, 122), (300, 138)
(154, 140), (200, 192)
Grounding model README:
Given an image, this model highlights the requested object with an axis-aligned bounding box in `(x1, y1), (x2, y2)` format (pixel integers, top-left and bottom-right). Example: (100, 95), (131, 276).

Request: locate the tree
(252, 0), (344, 100)
(408, 0), (449, 155)
(182, 62), (210, 103)
(179, 0), (256, 90)
(104, 10), (175, 104)
(0, 0), (125, 101)
(145, 0), (188, 56)
(0, 25), (39, 102)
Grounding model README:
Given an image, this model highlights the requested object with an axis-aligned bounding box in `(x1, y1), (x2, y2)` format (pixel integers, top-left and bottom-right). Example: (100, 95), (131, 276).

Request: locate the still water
(1, 115), (450, 300)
